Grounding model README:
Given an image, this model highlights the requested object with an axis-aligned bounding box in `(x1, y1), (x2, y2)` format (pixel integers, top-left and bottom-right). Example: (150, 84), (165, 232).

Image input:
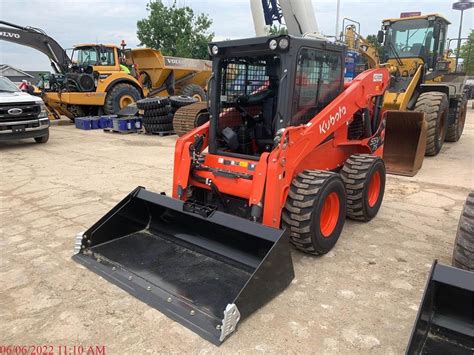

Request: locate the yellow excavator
(343, 14), (469, 176)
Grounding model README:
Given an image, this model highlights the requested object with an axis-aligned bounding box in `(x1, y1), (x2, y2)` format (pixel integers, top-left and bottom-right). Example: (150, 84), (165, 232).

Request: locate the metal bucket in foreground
(383, 111), (427, 177)
(72, 187), (294, 345)
(406, 261), (474, 354)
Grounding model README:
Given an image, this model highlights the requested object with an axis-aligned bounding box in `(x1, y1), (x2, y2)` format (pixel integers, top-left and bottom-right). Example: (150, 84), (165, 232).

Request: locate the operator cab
(380, 14), (450, 71)
(208, 35), (345, 159)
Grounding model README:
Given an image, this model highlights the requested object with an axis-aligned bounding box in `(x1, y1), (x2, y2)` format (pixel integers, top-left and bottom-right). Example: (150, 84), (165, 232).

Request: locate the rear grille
(0, 102), (41, 122)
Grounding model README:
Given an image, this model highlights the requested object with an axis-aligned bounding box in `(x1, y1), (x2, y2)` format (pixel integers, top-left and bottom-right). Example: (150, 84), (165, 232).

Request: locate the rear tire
(445, 94), (467, 142)
(414, 92), (449, 156)
(104, 83), (141, 115)
(34, 130), (49, 143)
(282, 170), (346, 255)
(452, 192), (474, 271)
(341, 154), (385, 221)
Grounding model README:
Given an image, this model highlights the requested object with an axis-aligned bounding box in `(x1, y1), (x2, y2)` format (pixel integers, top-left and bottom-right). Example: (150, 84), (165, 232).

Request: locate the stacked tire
(136, 97), (173, 134)
(170, 95), (197, 114)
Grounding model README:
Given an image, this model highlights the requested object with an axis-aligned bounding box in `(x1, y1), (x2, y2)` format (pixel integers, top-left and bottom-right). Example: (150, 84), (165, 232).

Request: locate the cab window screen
(291, 48), (342, 126)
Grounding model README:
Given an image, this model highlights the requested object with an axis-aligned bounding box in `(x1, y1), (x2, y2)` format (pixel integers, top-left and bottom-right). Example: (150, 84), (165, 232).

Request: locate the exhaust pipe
(73, 187), (294, 344)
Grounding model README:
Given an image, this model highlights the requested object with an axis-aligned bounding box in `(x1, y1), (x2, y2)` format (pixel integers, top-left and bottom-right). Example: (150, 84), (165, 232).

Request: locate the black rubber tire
(143, 115), (173, 125)
(34, 130), (49, 143)
(144, 106), (170, 117)
(146, 123), (173, 132)
(170, 95), (197, 108)
(104, 83), (141, 115)
(445, 94), (468, 142)
(136, 97), (170, 110)
(341, 154), (386, 221)
(452, 192), (474, 271)
(180, 84), (206, 102)
(282, 170), (347, 255)
(414, 91), (449, 156)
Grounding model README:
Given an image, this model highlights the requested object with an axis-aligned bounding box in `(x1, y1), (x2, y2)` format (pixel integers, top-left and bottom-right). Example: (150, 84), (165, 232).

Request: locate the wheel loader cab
(381, 14), (450, 74)
(208, 36), (345, 159)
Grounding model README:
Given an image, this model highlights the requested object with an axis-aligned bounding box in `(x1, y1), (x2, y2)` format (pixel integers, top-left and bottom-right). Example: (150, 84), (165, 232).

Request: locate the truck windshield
(0, 77), (20, 92)
(71, 46), (115, 66)
(386, 19), (435, 59)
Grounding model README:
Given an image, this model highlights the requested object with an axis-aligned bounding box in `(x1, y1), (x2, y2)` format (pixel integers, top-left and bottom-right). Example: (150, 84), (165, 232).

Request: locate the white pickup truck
(0, 76), (49, 143)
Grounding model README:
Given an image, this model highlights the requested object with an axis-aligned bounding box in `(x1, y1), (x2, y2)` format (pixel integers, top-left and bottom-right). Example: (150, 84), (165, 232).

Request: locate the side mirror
(377, 30), (385, 44)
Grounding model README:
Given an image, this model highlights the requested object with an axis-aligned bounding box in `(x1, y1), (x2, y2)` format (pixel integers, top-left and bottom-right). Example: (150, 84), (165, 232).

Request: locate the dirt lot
(1, 106), (473, 354)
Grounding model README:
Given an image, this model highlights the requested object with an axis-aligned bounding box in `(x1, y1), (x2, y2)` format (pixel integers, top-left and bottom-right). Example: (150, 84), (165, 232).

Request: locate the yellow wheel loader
(0, 21), (211, 120)
(342, 14), (469, 176)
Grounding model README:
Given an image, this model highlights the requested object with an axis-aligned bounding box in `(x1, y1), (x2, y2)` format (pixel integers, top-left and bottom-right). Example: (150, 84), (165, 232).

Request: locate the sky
(1, 0), (472, 71)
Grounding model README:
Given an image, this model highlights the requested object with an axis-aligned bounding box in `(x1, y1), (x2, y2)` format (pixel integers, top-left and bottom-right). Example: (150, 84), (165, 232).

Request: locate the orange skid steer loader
(73, 35), (394, 344)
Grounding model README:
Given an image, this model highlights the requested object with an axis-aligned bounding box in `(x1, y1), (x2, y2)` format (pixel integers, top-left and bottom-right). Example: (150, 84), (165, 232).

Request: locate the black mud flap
(406, 261), (474, 354)
(72, 187), (294, 345)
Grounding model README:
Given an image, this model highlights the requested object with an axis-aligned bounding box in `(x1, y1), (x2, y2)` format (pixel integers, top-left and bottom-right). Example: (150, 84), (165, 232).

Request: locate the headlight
(278, 37), (289, 50)
(269, 39), (278, 50)
(211, 45), (219, 55)
(38, 103), (48, 118)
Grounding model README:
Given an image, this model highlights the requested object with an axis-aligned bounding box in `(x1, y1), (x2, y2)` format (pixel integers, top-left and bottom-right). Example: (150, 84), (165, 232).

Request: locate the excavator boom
(0, 20), (70, 73)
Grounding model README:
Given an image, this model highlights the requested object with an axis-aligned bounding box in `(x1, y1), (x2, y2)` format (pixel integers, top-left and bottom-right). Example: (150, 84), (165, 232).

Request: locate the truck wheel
(452, 192), (474, 271)
(341, 154), (385, 221)
(282, 170), (347, 255)
(180, 84), (206, 102)
(104, 83), (141, 115)
(414, 92), (449, 156)
(445, 94), (467, 142)
(34, 131), (49, 144)
(136, 97), (170, 110)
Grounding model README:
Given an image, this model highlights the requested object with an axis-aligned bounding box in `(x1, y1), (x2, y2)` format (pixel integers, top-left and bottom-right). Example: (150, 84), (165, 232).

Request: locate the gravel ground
(1, 105), (473, 354)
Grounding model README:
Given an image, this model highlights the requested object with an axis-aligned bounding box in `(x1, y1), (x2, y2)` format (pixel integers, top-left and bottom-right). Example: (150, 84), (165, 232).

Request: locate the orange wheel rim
(119, 95), (134, 109)
(320, 192), (340, 237)
(368, 171), (381, 207)
(192, 94), (202, 101)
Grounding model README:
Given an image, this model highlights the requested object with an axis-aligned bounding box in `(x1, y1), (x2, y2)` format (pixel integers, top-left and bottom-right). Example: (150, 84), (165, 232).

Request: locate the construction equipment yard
(1, 105), (472, 354)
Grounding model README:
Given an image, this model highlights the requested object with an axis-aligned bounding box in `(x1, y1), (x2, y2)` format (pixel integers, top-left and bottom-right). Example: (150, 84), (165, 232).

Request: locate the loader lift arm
(0, 20), (70, 73)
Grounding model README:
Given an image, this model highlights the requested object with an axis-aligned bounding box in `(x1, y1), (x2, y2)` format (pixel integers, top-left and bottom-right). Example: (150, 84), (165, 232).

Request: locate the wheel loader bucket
(383, 111), (427, 177)
(406, 261), (474, 354)
(72, 187), (294, 345)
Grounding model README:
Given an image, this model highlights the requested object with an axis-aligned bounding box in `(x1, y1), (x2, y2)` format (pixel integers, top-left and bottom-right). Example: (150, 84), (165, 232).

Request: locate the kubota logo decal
(319, 106), (347, 134)
(0, 31), (20, 39)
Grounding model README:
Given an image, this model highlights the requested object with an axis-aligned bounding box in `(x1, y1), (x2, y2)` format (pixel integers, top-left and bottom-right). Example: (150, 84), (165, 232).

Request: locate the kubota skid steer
(73, 35), (395, 344)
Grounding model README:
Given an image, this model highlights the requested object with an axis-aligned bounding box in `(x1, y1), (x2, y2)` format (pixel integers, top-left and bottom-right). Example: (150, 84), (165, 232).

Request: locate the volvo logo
(0, 31), (20, 39)
(8, 108), (23, 115)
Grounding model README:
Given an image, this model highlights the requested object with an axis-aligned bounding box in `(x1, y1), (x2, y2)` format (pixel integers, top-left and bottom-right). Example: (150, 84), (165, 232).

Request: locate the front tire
(341, 154), (385, 221)
(452, 192), (474, 271)
(414, 92), (449, 156)
(180, 84), (206, 102)
(104, 83), (141, 115)
(34, 130), (49, 144)
(282, 170), (347, 255)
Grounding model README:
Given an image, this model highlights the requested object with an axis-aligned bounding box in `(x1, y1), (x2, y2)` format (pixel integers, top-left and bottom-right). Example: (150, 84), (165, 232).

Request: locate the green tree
(365, 34), (384, 59)
(137, 1), (214, 59)
(269, 25), (288, 35)
(459, 29), (474, 74)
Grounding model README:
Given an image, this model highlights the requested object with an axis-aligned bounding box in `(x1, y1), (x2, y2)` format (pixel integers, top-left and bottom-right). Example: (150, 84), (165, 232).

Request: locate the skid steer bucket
(406, 261), (474, 354)
(383, 111), (427, 177)
(72, 187), (294, 345)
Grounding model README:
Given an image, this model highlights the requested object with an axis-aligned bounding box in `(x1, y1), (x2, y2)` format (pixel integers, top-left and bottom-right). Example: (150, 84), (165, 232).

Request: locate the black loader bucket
(406, 261), (474, 354)
(72, 187), (294, 345)
(383, 111), (427, 177)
